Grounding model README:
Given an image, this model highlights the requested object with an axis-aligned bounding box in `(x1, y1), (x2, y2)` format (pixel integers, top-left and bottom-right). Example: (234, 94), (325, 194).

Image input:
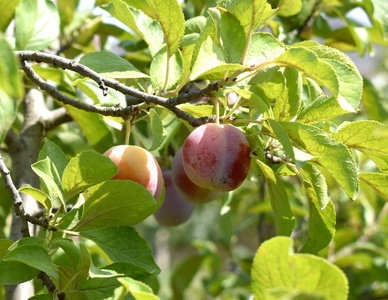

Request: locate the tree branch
(16, 51), (222, 126)
(44, 107), (73, 131)
(0, 153), (30, 238)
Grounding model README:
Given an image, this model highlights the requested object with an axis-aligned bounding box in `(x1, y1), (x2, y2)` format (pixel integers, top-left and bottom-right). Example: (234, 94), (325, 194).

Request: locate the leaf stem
(125, 119), (132, 145)
(162, 50), (171, 92)
(214, 96), (220, 125)
(240, 0), (255, 65)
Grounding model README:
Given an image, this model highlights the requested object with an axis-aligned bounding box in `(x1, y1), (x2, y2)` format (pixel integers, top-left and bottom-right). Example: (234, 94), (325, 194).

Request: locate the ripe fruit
(103, 145), (163, 201)
(172, 148), (221, 204)
(182, 123), (251, 192)
(154, 171), (195, 226)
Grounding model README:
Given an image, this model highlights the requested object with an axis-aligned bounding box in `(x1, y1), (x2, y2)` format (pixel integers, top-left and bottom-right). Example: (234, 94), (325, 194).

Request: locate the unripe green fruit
(103, 145), (163, 201)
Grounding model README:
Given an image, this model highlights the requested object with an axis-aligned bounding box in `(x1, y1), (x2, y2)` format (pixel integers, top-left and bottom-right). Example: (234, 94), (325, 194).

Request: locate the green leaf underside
(52, 238), (81, 272)
(219, 0), (277, 34)
(18, 185), (51, 211)
(15, 0), (59, 50)
(38, 138), (68, 179)
(299, 164), (336, 254)
(102, 1), (164, 56)
(334, 120), (388, 173)
(232, 87), (272, 118)
(32, 157), (65, 207)
(280, 122), (359, 200)
(73, 50), (148, 85)
(62, 150), (118, 201)
(80, 226), (160, 275)
(74, 180), (157, 231)
(150, 47), (183, 90)
(275, 48), (340, 103)
(359, 172), (388, 201)
(266, 119), (295, 162)
(148, 109), (167, 151)
(118, 277), (159, 299)
(0, 261), (40, 285)
(3, 245), (59, 280)
(256, 160), (295, 236)
(251, 237), (349, 300)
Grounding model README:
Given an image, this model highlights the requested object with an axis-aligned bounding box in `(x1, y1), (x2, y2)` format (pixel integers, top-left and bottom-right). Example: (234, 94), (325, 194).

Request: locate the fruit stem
(125, 118), (132, 145)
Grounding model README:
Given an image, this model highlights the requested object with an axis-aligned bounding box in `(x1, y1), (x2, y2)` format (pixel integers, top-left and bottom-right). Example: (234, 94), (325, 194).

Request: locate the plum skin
(182, 123), (251, 192)
(172, 148), (221, 204)
(103, 145), (163, 201)
(154, 171), (195, 226)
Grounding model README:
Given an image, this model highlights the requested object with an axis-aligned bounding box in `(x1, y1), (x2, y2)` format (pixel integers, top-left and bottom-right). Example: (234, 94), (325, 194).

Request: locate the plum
(154, 171), (195, 226)
(182, 124), (251, 192)
(172, 148), (221, 204)
(103, 145), (163, 201)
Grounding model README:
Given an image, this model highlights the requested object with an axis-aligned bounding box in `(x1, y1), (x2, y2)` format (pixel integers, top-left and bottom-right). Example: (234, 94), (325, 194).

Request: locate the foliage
(0, 0), (388, 299)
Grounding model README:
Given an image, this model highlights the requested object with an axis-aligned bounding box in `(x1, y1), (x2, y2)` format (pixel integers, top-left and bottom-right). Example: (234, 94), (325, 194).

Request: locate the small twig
(0, 153), (30, 238)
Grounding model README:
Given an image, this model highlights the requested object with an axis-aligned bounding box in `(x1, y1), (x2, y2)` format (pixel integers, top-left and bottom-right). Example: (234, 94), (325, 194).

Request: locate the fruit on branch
(103, 145), (163, 201)
(154, 171), (195, 226)
(182, 123), (251, 192)
(172, 148), (222, 204)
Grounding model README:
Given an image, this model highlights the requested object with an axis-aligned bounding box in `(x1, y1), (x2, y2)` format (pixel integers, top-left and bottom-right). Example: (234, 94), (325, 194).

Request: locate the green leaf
(177, 104), (215, 118)
(78, 278), (120, 299)
(219, 0), (277, 34)
(56, 0), (79, 30)
(118, 277), (159, 300)
(277, 0), (302, 17)
(361, 78), (388, 122)
(251, 237), (349, 300)
(74, 181), (157, 231)
(294, 42), (363, 112)
(299, 164), (336, 254)
(246, 33), (285, 67)
(15, 0), (59, 50)
(65, 103), (114, 153)
(216, 9), (246, 63)
(80, 226), (160, 276)
(280, 122), (359, 200)
(190, 36), (246, 80)
(62, 150), (118, 202)
(102, 1), (164, 56)
(297, 96), (351, 124)
(265, 119), (295, 163)
(0, 0), (22, 32)
(0, 261), (40, 285)
(150, 47), (183, 91)
(256, 160), (295, 236)
(142, 0), (185, 57)
(19, 184), (51, 211)
(0, 34), (24, 144)
(148, 109), (167, 151)
(177, 33), (199, 83)
(185, 16), (207, 34)
(273, 67), (302, 121)
(3, 244), (59, 280)
(232, 87), (272, 118)
(359, 172), (388, 202)
(334, 121), (388, 173)
(275, 48), (340, 104)
(73, 50), (149, 85)
(32, 157), (65, 207)
(38, 138), (68, 179)
(52, 238), (81, 272)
